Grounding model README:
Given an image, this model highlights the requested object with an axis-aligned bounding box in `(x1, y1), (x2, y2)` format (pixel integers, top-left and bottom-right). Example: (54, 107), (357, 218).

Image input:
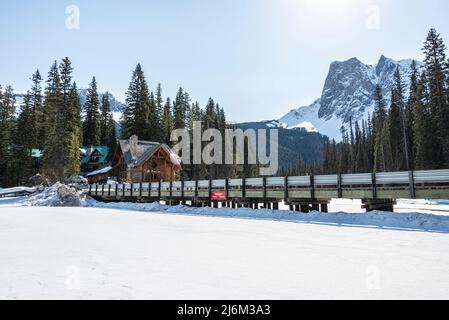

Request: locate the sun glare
(303, 0), (355, 17)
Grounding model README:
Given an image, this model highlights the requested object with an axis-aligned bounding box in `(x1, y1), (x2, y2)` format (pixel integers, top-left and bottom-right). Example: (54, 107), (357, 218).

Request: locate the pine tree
(100, 92), (117, 152)
(148, 91), (157, 140)
(173, 87), (187, 129)
(60, 58), (74, 106)
(422, 28), (449, 166)
(42, 62), (64, 180)
(407, 61), (420, 169)
(373, 85), (388, 172)
(100, 92), (111, 146)
(161, 97), (174, 145)
(122, 63), (151, 139)
(109, 114), (117, 153)
(203, 98), (216, 129)
(41, 59), (81, 180)
(83, 77), (101, 146)
(30, 70), (43, 150)
(154, 83), (164, 141)
(13, 92), (35, 183)
(187, 101), (202, 131)
(59, 58), (82, 177)
(388, 88), (405, 171)
(413, 74), (435, 169)
(0, 86), (17, 186)
(392, 66), (411, 171)
(65, 83), (82, 176)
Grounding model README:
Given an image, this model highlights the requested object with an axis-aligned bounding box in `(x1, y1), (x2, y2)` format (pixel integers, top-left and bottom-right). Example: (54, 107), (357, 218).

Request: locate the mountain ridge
(278, 55), (423, 140)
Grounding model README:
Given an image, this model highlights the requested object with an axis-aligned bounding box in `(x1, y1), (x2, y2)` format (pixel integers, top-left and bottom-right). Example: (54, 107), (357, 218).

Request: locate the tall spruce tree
(148, 91), (157, 140)
(154, 83), (164, 141)
(41, 59), (81, 180)
(83, 77), (101, 146)
(187, 101), (202, 131)
(422, 28), (449, 166)
(65, 82), (82, 176)
(30, 70), (43, 150)
(59, 58), (82, 177)
(161, 97), (174, 145)
(100, 92), (117, 152)
(0, 86), (17, 186)
(122, 63), (151, 139)
(13, 92), (35, 183)
(392, 66), (410, 170)
(373, 85), (389, 172)
(413, 73), (435, 169)
(173, 87), (187, 129)
(388, 88), (405, 171)
(42, 62), (64, 179)
(406, 61), (420, 169)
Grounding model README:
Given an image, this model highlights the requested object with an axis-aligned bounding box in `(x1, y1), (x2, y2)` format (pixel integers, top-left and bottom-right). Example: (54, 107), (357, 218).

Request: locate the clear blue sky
(0, 0), (448, 123)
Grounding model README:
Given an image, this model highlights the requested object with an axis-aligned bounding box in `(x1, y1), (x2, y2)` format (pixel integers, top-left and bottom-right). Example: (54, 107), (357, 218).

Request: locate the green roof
(80, 146), (110, 164)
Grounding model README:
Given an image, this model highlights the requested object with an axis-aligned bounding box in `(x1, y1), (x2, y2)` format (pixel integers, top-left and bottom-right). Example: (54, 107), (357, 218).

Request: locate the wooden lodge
(80, 146), (110, 173)
(86, 135), (181, 184)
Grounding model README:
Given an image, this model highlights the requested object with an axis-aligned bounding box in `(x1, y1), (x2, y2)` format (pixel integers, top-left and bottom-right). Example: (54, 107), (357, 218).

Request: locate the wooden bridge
(85, 169), (449, 212)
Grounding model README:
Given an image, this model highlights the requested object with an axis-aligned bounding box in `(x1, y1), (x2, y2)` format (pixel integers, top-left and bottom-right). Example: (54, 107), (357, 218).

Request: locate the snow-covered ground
(1, 194), (449, 299)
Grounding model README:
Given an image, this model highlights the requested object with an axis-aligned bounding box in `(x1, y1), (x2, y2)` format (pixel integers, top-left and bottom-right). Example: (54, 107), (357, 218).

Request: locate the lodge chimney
(129, 135), (138, 150)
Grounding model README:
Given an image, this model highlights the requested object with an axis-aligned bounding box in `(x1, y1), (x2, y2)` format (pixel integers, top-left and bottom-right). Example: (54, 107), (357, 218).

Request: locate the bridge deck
(85, 169), (449, 208)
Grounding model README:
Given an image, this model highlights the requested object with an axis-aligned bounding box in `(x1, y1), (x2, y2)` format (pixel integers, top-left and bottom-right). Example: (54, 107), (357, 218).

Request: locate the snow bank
(8, 184), (449, 233)
(22, 183), (90, 207)
(3, 205), (449, 299)
(88, 200), (449, 233)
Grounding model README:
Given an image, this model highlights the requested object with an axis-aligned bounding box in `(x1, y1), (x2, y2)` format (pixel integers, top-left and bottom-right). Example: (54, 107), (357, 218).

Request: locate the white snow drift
(9, 184), (449, 233)
(1, 186), (449, 299)
(1, 198), (449, 299)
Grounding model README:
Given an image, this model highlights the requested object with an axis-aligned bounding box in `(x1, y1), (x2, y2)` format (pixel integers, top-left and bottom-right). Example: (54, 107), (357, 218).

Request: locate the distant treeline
(0, 60), (228, 187)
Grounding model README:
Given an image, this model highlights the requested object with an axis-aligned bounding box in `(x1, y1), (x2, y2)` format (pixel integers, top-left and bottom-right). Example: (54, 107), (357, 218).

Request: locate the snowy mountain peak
(77, 89), (125, 113)
(279, 56), (423, 140)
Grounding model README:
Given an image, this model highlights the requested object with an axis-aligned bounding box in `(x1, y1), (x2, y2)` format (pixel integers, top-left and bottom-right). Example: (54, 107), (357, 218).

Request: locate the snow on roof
(86, 166), (113, 177)
(119, 135), (181, 168)
(169, 150), (182, 167)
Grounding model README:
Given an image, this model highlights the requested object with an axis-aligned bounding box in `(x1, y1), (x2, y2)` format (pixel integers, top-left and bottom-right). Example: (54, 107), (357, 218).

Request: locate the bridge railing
(86, 169), (449, 201)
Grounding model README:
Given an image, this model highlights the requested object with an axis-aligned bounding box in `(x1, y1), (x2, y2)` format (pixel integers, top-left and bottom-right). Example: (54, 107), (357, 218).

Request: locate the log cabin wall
(86, 136), (181, 183)
(126, 151), (178, 183)
(114, 145), (179, 183)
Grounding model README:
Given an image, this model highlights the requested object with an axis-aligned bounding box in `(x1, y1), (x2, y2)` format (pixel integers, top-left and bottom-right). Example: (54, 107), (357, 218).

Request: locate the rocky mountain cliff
(279, 56), (422, 140)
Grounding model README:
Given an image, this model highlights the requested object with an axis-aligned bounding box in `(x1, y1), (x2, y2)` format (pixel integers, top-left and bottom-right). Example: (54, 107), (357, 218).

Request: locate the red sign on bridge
(211, 191), (228, 201)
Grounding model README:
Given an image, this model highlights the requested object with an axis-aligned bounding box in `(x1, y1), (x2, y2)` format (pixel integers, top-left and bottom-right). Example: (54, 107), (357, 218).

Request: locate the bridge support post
(362, 199), (396, 212)
(320, 203), (329, 213)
